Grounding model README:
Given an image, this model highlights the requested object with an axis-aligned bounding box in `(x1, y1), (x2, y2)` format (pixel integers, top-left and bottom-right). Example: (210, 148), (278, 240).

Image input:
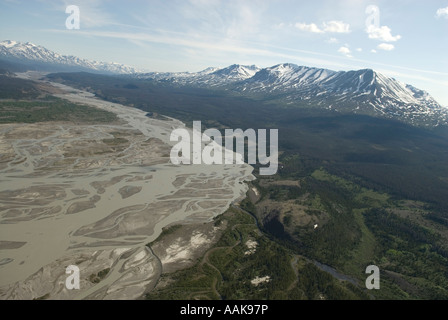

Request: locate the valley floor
(0, 74), (253, 299)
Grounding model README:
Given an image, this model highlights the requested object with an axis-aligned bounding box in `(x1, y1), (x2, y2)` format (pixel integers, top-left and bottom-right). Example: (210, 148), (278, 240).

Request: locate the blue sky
(1, 0), (448, 105)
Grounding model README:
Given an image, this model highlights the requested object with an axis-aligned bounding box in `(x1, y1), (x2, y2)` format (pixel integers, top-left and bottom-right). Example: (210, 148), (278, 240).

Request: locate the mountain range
(0, 40), (140, 74)
(1, 40), (447, 126)
(138, 63), (447, 127)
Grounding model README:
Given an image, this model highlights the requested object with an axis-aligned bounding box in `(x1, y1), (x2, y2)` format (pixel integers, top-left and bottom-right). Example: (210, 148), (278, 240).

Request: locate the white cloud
(275, 22), (286, 29)
(436, 6), (448, 19)
(366, 25), (401, 42)
(52, 29), (354, 70)
(296, 20), (350, 34)
(327, 37), (338, 44)
(377, 43), (395, 51)
(356, 48), (362, 52)
(225, 4), (262, 39)
(295, 22), (324, 33)
(338, 46), (352, 58)
(323, 21), (351, 33)
(371, 49), (377, 53)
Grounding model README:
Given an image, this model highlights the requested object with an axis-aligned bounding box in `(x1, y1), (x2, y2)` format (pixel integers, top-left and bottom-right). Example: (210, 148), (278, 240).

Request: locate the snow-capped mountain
(138, 63), (447, 126)
(211, 64), (261, 81)
(137, 64), (261, 87)
(237, 64), (446, 126)
(0, 40), (139, 74)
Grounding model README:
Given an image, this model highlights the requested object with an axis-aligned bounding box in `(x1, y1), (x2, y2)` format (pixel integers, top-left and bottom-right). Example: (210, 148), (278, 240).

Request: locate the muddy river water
(0, 73), (254, 299)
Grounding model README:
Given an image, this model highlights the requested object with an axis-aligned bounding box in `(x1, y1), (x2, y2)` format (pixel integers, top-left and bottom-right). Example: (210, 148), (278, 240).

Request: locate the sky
(1, 0), (448, 105)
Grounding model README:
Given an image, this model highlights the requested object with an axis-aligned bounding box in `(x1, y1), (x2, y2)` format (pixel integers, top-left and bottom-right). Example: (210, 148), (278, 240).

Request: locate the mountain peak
(212, 64), (261, 79)
(1, 40), (19, 48)
(198, 67), (220, 74)
(271, 62), (299, 68)
(268, 63), (300, 72)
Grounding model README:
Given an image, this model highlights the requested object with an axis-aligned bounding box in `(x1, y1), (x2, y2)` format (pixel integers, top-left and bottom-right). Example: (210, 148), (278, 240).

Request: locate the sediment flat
(0, 72), (254, 300)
